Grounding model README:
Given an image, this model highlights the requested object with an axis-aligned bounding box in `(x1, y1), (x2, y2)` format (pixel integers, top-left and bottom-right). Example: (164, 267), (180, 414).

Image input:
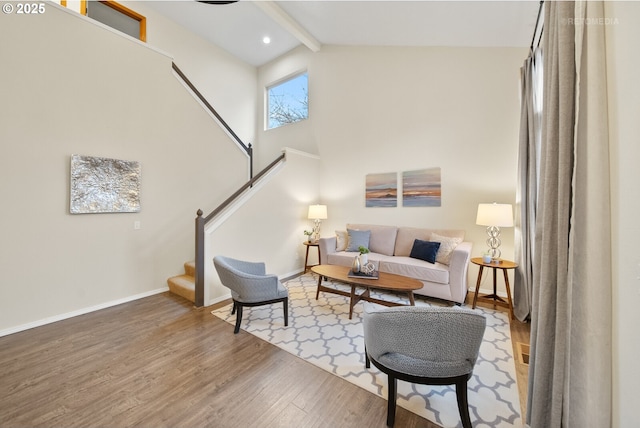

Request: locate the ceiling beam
(254, 1), (321, 53)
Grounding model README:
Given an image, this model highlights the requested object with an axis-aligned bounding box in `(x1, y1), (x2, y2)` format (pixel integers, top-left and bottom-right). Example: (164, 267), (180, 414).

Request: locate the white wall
(0, 4), (253, 333)
(605, 2), (640, 426)
(121, 1), (258, 149)
(258, 45), (526, 291)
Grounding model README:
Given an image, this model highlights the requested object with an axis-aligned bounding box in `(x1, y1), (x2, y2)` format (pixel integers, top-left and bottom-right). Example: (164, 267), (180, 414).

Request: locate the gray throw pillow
(346, 229), (371, 252)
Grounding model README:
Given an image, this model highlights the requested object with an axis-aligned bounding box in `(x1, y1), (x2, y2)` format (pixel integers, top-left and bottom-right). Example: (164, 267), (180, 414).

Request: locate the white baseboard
(0, 287), (169, 338)
(280, 268), (305, 280)
(208, 293), (231, 306)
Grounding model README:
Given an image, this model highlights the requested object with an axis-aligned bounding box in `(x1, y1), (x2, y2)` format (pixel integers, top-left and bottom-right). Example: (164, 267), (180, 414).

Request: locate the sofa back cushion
(394, 227), (432, 256)
(346, 224), (398, 256)
(395, 227), (465, 257)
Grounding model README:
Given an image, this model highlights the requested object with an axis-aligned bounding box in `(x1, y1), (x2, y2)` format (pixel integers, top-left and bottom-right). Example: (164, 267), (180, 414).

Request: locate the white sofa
(318, 224), (472, 305)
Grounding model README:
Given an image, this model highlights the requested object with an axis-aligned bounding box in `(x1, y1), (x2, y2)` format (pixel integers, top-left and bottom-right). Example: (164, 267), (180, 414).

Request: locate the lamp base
(486, 226), (503, 261)
(312, 219), (322, 242)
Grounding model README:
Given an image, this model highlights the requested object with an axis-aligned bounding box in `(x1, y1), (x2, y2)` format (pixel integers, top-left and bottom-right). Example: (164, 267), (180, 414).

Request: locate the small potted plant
(358, 246), (370, 265)
(304, 230), (313, 243)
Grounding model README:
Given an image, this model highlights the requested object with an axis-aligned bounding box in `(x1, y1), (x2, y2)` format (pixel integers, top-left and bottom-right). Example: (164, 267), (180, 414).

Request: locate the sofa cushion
(326, 251), (386, 270)
(394, 227), (432, 256)
(327, 251), (358, 267)
(335, 230), (348, 251)
(381, 256), (450, 285)
(346, 228), (371, 252)
(409, 240), (440, 264)
(347, 224), (398, 256)
(430, 232), (463, 265)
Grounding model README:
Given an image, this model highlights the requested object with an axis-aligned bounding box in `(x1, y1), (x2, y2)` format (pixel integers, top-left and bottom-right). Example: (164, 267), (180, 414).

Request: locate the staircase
(167, 261), (196, 303)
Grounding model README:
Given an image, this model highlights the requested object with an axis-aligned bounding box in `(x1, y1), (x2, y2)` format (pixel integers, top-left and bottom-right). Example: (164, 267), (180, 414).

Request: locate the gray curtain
(526, 1), (612, 427)
(514, 47), (543, 322)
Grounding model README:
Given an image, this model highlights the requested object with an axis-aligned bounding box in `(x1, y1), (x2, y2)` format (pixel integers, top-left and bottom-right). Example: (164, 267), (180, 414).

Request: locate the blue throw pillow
(346, 229), (371, 252)
(409, 239), (441, 264)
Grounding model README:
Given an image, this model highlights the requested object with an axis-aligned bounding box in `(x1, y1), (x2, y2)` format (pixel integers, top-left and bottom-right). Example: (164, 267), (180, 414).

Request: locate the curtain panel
(526, 1), (612, 427)
(514, 47), (543, 322)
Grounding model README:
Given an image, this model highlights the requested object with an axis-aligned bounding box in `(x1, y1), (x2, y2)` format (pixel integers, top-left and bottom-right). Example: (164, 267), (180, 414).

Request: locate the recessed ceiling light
(263, 36), (271, 45)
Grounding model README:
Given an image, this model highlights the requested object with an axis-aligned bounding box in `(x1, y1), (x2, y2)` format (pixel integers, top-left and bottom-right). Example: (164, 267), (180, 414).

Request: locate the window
(267, 72), (308, 129)
(85, 1), (146, 42)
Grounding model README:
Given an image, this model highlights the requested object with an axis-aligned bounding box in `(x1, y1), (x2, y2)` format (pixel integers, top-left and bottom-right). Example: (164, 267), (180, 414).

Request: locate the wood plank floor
(0, 290), (529, 428)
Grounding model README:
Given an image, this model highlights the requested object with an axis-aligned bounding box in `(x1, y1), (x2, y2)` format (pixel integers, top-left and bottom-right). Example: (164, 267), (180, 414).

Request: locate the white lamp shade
(476, 203), (513, 227)
(307, 204), (327, 220)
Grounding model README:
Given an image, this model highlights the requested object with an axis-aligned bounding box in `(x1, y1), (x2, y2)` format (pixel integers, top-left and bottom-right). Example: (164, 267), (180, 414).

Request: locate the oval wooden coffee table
(311, 265), (423, 319)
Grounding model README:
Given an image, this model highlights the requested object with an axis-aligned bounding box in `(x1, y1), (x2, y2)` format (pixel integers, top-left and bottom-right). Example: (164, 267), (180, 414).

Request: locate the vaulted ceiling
(144, 1), (542, 67)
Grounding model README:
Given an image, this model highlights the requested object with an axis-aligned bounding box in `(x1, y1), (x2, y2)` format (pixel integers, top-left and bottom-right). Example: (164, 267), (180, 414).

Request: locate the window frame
(82, 0), (147, 42)
(265, 71), (309, 130)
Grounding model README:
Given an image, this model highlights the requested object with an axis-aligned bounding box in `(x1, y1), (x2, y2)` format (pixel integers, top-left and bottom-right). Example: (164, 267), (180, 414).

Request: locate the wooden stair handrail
(172, 62), (254, 180)
(194, 152), (286, 307)
(172, 62), (249, 152)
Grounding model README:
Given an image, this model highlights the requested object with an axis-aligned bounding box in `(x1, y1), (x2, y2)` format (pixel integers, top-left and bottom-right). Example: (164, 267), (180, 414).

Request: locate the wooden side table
(303, 241), (320, 272)
(471, 257), (518, 319)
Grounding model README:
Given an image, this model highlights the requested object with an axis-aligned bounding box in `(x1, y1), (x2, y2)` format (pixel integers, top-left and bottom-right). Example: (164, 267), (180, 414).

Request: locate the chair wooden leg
(387, 375), (397, 427)
(455, 378), (472, 428)
(231, 301), (237, 315)
(233, 304), (243, 334)
(364, 347), (370, 369)
(283, 298), (289, 327)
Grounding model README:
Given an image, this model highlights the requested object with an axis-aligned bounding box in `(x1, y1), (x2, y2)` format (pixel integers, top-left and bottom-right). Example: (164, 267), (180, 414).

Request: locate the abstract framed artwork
(70, 154), (141, 214)
(365, 172), (397, 207)
(402, 167), (441, 207)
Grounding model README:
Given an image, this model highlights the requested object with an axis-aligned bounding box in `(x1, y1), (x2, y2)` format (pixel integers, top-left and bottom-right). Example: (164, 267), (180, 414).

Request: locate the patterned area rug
(211, 273), (522, 428)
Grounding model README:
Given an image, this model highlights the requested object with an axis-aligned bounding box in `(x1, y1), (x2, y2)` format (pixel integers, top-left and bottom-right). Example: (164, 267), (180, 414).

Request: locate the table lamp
(476, 203), (513, 262)
(307, 204), (327, 242)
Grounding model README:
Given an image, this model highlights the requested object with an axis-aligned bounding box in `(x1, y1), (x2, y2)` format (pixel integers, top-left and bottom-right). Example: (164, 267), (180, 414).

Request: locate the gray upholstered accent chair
(213, 256), (288, 334)
(363, 305), (486, 428)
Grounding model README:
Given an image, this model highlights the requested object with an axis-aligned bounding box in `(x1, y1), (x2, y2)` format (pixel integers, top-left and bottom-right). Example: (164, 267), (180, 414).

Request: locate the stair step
(167, 274), (195, 303)
(184, 261), (196, 278)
